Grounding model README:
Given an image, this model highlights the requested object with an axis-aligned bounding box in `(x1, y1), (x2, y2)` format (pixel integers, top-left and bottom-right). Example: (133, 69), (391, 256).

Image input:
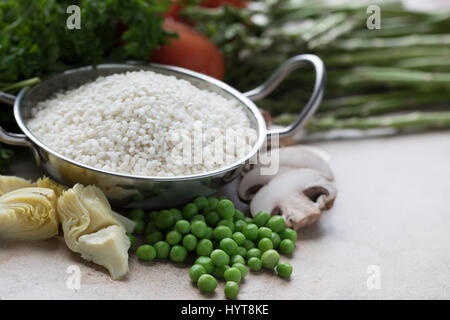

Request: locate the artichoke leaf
(78, 225), (130, 280)
(0, 175), (34, 196)
(36, 176), (67, 197)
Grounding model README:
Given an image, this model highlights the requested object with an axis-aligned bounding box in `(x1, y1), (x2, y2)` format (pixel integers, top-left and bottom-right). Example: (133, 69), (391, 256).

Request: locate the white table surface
(1, 131), (449, 299)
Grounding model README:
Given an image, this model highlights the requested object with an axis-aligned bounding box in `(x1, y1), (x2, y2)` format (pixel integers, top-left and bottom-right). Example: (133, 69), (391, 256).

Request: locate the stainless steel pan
(0, 54), (325, 209)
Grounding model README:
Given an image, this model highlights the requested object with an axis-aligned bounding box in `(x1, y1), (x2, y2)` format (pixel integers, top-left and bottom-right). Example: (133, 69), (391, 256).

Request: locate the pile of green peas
(127, 196), (296, 299)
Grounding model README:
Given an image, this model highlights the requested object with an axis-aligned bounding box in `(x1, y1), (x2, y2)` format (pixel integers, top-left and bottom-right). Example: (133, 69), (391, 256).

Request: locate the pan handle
(244, 54), (326, 140)
(0, 92), (32, 147)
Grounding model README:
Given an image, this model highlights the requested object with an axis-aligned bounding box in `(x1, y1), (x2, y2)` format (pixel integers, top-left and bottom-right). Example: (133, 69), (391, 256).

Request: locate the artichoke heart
(78, 225), (130, 280)
(57, 184), (130, 279)
(0, 187), (58, 240)
(36, 176), (67, 197)
(0, 175), (34, 196)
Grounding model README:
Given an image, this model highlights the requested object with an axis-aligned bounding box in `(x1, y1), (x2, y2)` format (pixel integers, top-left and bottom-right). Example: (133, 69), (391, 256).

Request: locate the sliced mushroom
(250, 168), (337, 230)
(238, 166), (293, 201)
(239, 146), (333, 201)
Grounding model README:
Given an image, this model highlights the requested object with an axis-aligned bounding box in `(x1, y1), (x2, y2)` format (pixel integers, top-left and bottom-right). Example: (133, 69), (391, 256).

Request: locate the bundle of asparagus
(183, 0), (450, 134)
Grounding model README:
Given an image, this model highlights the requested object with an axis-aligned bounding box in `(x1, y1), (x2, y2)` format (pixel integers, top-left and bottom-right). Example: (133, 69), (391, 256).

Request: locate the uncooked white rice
(27, 71), (257, 177)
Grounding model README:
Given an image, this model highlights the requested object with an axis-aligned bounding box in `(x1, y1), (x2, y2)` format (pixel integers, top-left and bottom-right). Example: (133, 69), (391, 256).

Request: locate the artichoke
(0, 175), (34, 196)
(78, 225), (130, 280)
(57, 184), (130, 279)
(36, 176), (67, 197)
(0, 187), (58, 240)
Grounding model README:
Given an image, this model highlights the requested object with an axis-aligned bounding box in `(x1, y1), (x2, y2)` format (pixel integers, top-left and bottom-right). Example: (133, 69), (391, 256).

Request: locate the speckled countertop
(1, 132), (450, 299)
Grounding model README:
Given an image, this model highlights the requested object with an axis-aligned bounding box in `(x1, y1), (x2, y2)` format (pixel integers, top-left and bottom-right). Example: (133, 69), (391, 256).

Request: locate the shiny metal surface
(0, 56), (325, 209)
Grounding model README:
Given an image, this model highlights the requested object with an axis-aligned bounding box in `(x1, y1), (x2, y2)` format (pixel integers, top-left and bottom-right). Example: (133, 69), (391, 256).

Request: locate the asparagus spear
(274, 112), (450, 132)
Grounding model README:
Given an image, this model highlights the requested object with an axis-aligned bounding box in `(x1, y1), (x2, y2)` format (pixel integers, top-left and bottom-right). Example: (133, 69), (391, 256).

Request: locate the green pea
(279, 239), (295, 255)
(170, 208), (183, 222)
(202, 197), (219, 214)
(197, 274), (217, 292)
(190, 214), (205, 223)
(191, 220), (208, 238)
(144, 221), (157, 235)
(218, 195), (228, 201)
(175, 219), (191, 234)
(232, 232), (246, 246)
(213, 226), (232, 242)
(210, 249), (230, 267)
(136, 244), (156, 261)
(183, 203), (198, 219)
(196, 239), (213, 256)
(258, 227), (272, 240)
(154, 241), (170, 259)
(204, 227), (213, 240)
(234, 210), (245, 221)
(242, 239), (255, 251)
(128, 208), (145, 220)
(271, 232), (281, 249)
(217, 199), (235, 219)
(182, 234), (198, 251)
(224, 281), (239, 299)
(237, 246), (247, 258)
(248, 257), (262, 271)
(213, 265), (230, 279)
(224, 267), (241, 283)
(232, 262), (248, 278)
(195, 256), (215, 273)
(145, 231), (164, 245)
(205, 211), (220, 227)
(166, 230), (182, 245)
(148, 210), (160, 221)
(267, 215), (286, 233)
(193, 196), (209, 211)
(155, 210), (174, 230)
(126, 232), (135, 249)
(169, 245), (187, 262)
(230, 254), (245, 265)
(242, 223), (258, 240)
(189, 264), (207, 282)
(258, 238), (274, 252)
(132, 217), (145, 235)
(220, 238), (238, 256)
(277, 262), (293, 279)
(234, 220), (246, 232)
(261, 249), (280, 269)
(280, 228), (298, 242)
(217, 219), (235, 232)
(148, 211), (159, 221)
(247, 248), (261, 259)
(253, 211), (270, 227)
(244, 217), (253, 224)
(208, 197), (220, 207)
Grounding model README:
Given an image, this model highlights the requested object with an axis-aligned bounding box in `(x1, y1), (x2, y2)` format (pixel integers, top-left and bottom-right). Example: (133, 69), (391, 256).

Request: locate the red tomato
(200, 0), (248, 8)
(150, 19), (225, 80)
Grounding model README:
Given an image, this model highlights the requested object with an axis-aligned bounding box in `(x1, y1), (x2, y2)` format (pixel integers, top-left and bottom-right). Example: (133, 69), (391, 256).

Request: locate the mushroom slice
(270, 146), (333, 180)
(239, 146), (333, 201)
(238, 166), (294, 201)
(250, 168), (337, 230)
